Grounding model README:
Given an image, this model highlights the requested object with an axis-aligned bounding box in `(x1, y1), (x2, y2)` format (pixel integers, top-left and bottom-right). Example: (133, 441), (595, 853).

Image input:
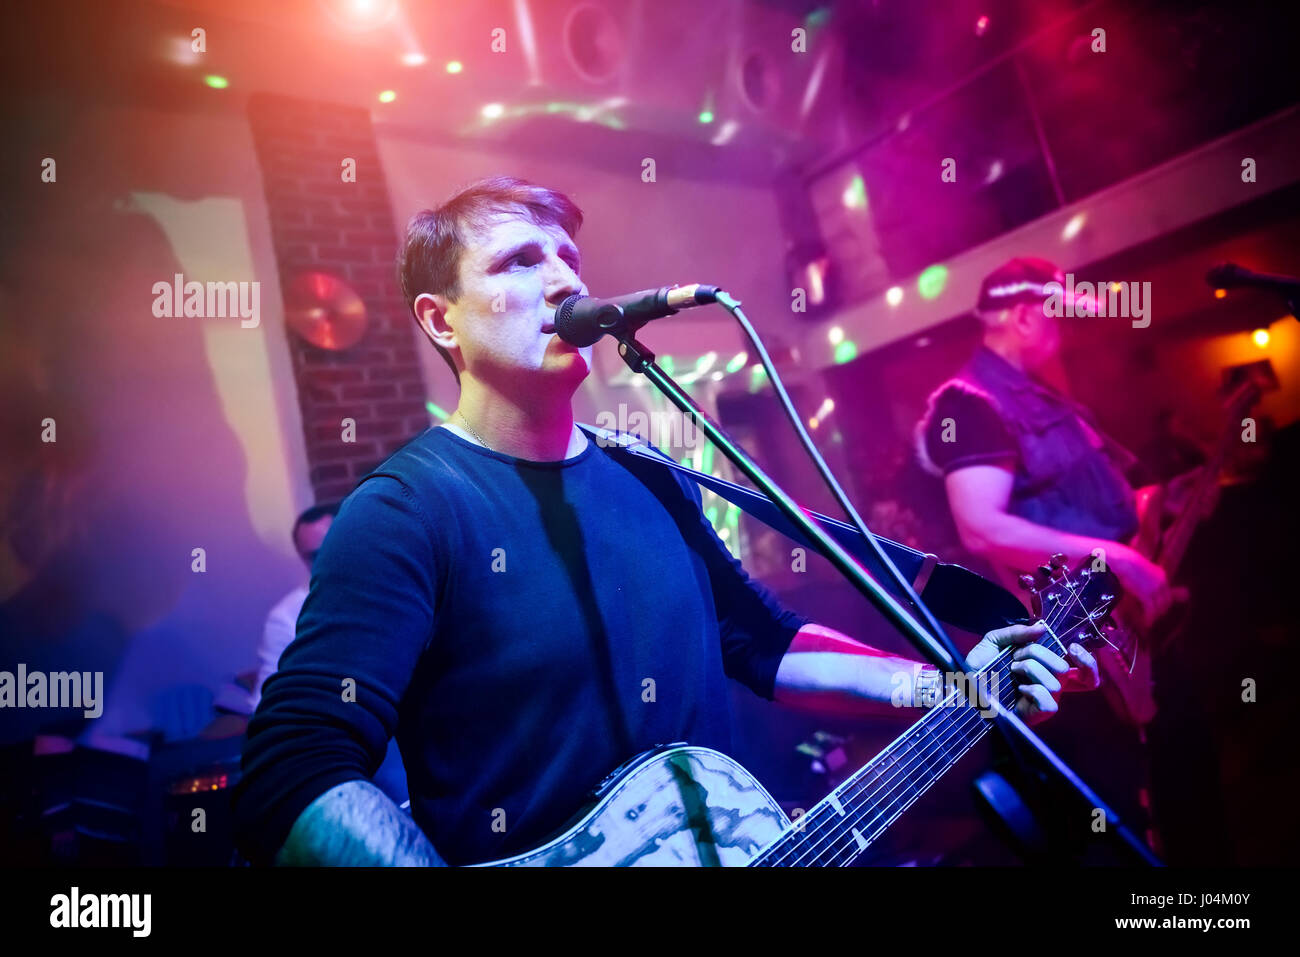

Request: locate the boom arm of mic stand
(611, 330), (1162, 866)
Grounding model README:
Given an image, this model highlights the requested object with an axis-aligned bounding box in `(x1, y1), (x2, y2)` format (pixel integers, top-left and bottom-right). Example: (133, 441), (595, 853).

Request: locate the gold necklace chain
(457, 410), (490, 450)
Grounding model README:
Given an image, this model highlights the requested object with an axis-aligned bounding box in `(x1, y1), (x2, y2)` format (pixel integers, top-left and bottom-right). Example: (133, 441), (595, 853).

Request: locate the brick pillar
(248, 93), (430, 503)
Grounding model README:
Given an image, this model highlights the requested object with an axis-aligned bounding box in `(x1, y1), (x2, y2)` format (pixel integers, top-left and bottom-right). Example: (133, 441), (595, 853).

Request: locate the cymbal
(283, 271), (367, 351)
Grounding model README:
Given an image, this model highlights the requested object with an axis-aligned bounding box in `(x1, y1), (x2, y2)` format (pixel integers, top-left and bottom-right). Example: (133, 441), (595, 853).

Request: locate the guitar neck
(751, 634), (1065, 867)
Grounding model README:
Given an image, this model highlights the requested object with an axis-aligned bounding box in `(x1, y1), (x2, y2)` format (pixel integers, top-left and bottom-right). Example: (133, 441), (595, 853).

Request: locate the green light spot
(204, 75), (229, 89)
(844, 175), (867, 210)
(660, 355), (675, 375)
(917, 264), (949, 300)
(834, 340), (858, 364)
(806, 7), (831, 28)
(425, 401), (449, 421)
(698, 110), (714, 124)
(701, 442), (714, 476)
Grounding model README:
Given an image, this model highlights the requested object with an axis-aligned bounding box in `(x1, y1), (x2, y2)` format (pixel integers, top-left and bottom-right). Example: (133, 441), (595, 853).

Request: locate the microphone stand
(610, 324), (1162, 866)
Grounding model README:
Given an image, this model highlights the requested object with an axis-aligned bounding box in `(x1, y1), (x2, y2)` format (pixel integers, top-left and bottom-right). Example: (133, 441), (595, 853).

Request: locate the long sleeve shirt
(233, 425), (809, 865)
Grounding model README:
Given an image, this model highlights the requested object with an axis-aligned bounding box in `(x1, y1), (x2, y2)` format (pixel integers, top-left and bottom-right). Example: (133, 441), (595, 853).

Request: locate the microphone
(1206, 262), (1300, 297)
(554, 284), (721, 347)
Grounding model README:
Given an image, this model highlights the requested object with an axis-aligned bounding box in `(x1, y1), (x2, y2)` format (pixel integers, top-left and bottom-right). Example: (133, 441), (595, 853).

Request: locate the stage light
(842, 175), (867, 210)
(204, 75), (229, 89)
(325, 0), (397, 31)
(481, 103), (505, 119)
(725, 352), (748, 373)
(886, 286), (904, 306)
(711, 120), (740, 145)
(975, 15), (990, 37)
(446, 60), (463, 74)
(828, 325), (844, 345)
(918, 264), (948, 300)
(1215, 288), (1227, 299)
(803, 258), (829, 306)
(167, 36), (201, 66)
(1062, 212), (1086, 240)
(834, 340), (858, 364)
(1252, 328), (1270, 348)
(378, 90), (397, 103)
(402, 52), (427, 67)
(711, 371), (725, 381)
(698, 110), (715, 124)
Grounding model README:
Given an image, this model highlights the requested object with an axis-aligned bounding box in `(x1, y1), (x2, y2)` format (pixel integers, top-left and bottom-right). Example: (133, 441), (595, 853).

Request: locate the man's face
(435, 210), (593, 391)
(1015, 302), (1062, 369)
(294, 515), (333, 571)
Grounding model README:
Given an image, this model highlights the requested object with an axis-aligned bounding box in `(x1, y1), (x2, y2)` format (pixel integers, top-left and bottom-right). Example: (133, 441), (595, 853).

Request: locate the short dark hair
(396, 176), (584, 385)
(292, 502), (339, 548)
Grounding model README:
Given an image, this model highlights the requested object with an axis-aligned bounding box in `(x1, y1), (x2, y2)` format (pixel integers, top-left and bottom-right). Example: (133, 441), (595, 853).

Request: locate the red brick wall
(248, 93), (430, 503)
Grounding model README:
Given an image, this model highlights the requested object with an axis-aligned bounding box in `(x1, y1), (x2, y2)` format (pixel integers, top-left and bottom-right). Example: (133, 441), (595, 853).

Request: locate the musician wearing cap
(915, 257), (1173, 624)
(914, 256), (1172, 845)
(232, 180), (1100, 867)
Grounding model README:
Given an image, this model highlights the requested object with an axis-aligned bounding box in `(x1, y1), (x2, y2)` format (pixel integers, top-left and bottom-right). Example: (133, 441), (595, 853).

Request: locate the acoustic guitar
(475, 556), (1120, 866)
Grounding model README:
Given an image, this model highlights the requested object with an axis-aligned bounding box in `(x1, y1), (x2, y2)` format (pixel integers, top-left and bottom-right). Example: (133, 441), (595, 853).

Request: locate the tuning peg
(1018, 574), (1037, 593)
(1050, 553), (1068, 569)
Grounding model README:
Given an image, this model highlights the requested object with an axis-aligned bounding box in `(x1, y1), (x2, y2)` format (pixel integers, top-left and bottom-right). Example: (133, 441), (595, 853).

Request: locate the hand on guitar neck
(1105, 543), (1175, 629)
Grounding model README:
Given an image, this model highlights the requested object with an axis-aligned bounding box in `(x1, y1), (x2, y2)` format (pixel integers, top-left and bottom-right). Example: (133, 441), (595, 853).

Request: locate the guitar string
(761, 598), (1078, 866)
(798, 592), (1101, 868)
(765, 651), (1021, 867)
(769, 646), (1027, 868)
(769, 601), (1078, 867)
(817, 670), (1024, 867)
(790, 587), (1107, 868)
(807, 576), (1120, 867)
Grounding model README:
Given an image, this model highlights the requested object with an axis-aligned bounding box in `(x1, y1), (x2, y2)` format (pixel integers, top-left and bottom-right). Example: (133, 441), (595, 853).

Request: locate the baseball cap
(975, 257), (1066, 314)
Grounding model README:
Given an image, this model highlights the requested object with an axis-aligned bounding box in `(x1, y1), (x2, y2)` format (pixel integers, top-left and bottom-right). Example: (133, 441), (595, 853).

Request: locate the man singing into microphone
(234, 177), (1099, 866)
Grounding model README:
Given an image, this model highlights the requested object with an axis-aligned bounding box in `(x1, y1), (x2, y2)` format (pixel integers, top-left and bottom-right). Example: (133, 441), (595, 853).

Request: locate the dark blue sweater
(233, 424), (809, 865)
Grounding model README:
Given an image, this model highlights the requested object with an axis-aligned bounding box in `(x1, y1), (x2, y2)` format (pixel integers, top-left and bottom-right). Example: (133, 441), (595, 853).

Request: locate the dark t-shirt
(233, 425), (808, 865)
(921, 386), (1017, 475)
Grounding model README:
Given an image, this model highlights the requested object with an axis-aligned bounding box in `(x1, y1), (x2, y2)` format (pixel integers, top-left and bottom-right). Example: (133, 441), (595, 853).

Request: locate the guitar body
(477, 746), (790, 867)
(471, 561), (1122, 867)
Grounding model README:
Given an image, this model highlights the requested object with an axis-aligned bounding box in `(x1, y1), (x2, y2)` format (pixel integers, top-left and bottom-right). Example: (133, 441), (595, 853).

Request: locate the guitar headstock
(1017, 553), (1124, 657)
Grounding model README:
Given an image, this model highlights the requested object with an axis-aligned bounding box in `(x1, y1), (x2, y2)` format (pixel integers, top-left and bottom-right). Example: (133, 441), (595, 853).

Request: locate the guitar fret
(771, 648), (1089, 865)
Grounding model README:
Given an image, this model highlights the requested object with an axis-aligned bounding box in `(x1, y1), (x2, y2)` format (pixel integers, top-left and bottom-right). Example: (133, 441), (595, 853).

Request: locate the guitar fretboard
(751, 634), (1067, 867)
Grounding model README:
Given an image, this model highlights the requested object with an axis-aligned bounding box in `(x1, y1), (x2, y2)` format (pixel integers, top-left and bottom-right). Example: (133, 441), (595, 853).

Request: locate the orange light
(1214, 288), (1227, 299)
(1252, 328), (1270, 348)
